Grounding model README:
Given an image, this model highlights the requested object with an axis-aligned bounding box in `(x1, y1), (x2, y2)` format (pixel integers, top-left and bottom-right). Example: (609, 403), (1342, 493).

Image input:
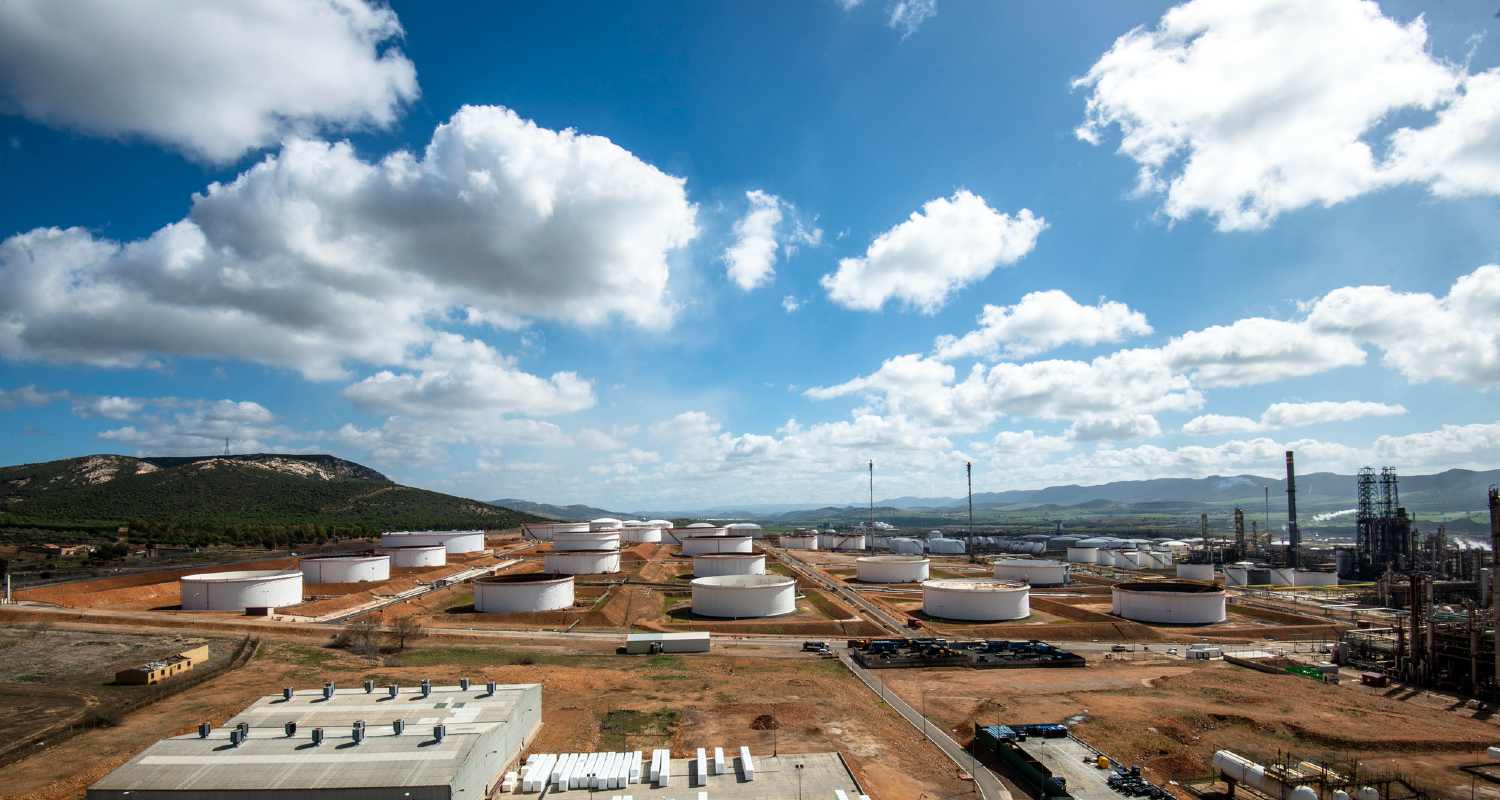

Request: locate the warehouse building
(87, 681), (542, 799)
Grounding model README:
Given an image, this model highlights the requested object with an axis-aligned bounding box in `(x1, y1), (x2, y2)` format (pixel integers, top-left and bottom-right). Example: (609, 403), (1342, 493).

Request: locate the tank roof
(1115, 580), (1223, 594)
(181, 569), (300, 582)
(923, 579), (1028, 591)
(691, 574), (794, 588)
(475, 572), (572, 585)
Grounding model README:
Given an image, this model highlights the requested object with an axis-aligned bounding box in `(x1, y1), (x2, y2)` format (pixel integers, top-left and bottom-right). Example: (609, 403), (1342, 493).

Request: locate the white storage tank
(1268, 567), (1298, 586)
(543, 549), (621, 575)
(552, 530), (622, 551)
(1176, 562), (1216, 581)
(927, 537), (966, 554)
(887, 537), (924, 555)
(473, 573), (574, 613)
(526, 522), (589, 540)
(1066, 546), (1098, 564)
(180, 570), (303, 611)
(692, 553), (767, 577)
(779, 533), (819, 550)
(1115, 551), (1145, 569)
(991, 558), (1069, 586)
(300, 554), (390, 584)
(726, 522), (765, 538)
(691, 575), (797, 618)
(856, 555), (930, 583)
(1295, 569), (1339, 586)
(590, 517), (624, 531)
(621, 524), (663, 543)
(1112, 581), (1227, 624)
(1224, 564), (1249, 586)
(378, 544), (448, 568)
(923, 579), (1029, 621)
(681, 535), (754, 555)
(379, 530), (487, 554)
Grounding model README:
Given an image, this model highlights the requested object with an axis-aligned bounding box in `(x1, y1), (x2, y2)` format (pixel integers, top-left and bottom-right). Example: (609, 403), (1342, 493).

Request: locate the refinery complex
(5, 450), (1500, 800)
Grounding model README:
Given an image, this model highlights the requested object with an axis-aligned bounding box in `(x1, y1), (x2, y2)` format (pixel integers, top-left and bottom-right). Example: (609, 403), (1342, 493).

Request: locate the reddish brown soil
(881, 659), (1500, 800)
(1, 640), (967, 800)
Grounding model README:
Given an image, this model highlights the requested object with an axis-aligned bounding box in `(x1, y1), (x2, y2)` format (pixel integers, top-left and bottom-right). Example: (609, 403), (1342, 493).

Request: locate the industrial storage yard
(7, 454), (1500, 800)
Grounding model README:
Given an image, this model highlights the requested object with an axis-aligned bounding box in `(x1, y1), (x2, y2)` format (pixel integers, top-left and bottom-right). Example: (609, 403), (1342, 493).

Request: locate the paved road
(774, 548), (909, 635)
(839, 650), (1012, 800)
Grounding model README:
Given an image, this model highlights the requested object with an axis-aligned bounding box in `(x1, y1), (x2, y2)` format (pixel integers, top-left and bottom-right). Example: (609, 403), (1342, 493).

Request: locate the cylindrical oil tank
(927, 537), (966, 554)
(1176, 562), (1215, 581)
(543, 549), (621, 575)
(1268, 567), (1298, 586)
(180, 570), (303, 611)
(922, 579), (1029, 621)
(378, 544), (448, 568)
(379, 530), (487, 554)
(621, 525), (663, 543)
(726, 522), (765, 538)
(857, 555), (930, 583)
(1223, 565), (1249, 586)
(779, 533), (818, 550)
(300, 554), (390, 584)
(888, 537), (924, 555)
(681, 535), (754, 555)
(1066, 546), (1099, 564)
(1295, 570), (1338, 586)
(991, 558), (1069, 586)
(691, 575), (796, 617)
(473, 573), (574, 613)
(842, 533), (867, 551)
(1112, 581), (1226, 624)
(552, 530), (622, 551)
(589, 517), (624, 531)
(527, 522), (589, 540)
(692, 553), (766, 577)
(1115, 551), (1145, 569)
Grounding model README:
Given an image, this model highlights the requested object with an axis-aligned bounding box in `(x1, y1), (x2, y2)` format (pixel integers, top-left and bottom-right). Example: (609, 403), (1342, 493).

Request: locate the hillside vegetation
(0, 453), (535, 548)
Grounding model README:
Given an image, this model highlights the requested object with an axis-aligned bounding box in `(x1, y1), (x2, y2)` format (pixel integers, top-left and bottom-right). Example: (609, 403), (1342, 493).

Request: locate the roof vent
(311, 728), (324, 747)
(322, 682), (335, 701)
(282, 687), (293, 701)
(486, 680), (496, 696)
(229, 729), (244, 748)
(351, 726), (364, 746)
(284, 721), (297, 738)
(198, 722), (211, 739)
(363, 679), (374, 693)
(433, 724), (446, 743)
(459, 677), (470, 691)
(387, 684), (399, 699)
(420, 679), (431, 698)
(393, 719), (405, 735)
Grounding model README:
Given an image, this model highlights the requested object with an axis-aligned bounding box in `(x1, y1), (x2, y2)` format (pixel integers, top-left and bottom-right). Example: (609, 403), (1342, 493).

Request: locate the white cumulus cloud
(1182, 400), (1406, 435)
(934, 290), (1151, 360)
(1074, 0), (1500, 231)
(0, 0), (419, 162)
(821, 190), (1045, 313)
(0, 106), (698, 380)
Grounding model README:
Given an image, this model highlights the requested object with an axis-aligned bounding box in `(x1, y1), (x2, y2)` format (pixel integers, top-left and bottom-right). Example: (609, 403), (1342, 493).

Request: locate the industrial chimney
(1285, 451), (1300, 569)
(1490, 485), (1499, 687)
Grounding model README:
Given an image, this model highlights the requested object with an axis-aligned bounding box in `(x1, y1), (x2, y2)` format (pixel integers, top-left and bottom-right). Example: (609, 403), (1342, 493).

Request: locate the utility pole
(966, 462), (975, 563)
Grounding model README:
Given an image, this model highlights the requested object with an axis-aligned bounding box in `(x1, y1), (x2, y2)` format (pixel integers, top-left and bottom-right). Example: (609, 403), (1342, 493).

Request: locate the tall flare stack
(1285, 450), (1301, 568)
(1489, 485), (1499, 687)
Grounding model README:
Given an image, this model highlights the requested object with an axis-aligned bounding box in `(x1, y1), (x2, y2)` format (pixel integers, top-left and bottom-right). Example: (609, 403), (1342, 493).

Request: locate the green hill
(0, 453), (536, 547)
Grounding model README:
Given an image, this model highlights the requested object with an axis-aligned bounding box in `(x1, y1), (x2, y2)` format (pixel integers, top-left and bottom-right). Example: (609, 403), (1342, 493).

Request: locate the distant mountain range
(501, 467), (1500, 524)
(879, 469), (1500, 513)
(2, 454), (537, 533)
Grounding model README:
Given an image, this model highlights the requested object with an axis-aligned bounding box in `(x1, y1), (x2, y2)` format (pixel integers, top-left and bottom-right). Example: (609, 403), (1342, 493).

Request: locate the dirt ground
(385, 544), (886, 637)
(0, 627), (237, 767)
(0, 638), (970, 800)
(879, 657), (1500, 800)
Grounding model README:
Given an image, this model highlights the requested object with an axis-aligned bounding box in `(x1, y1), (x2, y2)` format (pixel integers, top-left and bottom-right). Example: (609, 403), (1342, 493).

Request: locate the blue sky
(2, 0), (1500, 509)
